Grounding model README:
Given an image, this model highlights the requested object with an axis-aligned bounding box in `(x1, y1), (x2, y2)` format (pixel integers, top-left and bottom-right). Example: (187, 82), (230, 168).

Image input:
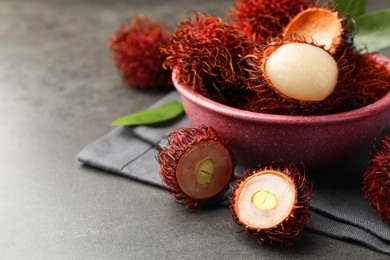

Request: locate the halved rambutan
(156, 125), (235, 212)
(161, 12), (257, 104)
(226, 0), (317, 43)
(230, 162), (312, 246)
(362, 135), (390, 223)
(242, 35), (354, 115)
(109, 15), (172, 90)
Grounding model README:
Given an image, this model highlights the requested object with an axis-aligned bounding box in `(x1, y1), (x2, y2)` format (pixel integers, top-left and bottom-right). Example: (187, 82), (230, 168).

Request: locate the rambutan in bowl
(172, 55), (390, 168)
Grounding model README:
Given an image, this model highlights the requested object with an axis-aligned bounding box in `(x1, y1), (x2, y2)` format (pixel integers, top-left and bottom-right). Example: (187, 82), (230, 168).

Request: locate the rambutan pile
(362, 135), (390, 223)
(109, 2), (389, 116)
(161, 12), (257, 105)
(109, 15), (172, 90)
(227, 1), (389, 115)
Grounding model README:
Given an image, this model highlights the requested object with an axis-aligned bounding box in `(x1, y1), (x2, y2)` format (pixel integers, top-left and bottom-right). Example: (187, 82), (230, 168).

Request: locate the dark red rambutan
(156, 125), (235, 212)
(161, 12), (257, 104)
(226, 0), (317, 43)
(340, 51), (390, 111)
(109, 15), (173, 90)
(230, 161), (312, 246)
(362, 135), (390, 223)
(241, 35), (354, 115)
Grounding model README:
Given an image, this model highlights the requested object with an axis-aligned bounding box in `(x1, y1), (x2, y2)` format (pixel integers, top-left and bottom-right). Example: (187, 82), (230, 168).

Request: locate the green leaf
(332, 0), (367, 18)
(111, 101), (184, 126)
(354, 9), (390, 53)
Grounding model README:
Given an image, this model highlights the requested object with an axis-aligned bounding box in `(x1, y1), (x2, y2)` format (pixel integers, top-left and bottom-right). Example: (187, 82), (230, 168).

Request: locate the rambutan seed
(230, 162), (312, 246)
(362, 135), (390, 223)
(263, 42), (338, 102)
(109, 15), (172, 90)
(156, 125), (235, 212)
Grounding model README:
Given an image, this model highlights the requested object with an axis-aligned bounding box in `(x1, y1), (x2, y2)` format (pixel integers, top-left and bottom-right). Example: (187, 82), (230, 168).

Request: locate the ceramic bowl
(173, 55), (390, 168)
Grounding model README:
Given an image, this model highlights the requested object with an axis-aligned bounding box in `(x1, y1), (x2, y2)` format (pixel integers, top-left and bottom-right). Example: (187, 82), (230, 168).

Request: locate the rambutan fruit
(161, 12), (257, 104)
(340, 51), (390, 111)
(283, 7), (344, 54)
(226, 0), (317, 43)
(109, 15), (172, 90)
(242, 35), (354, 115)
(230, 162), (312, 246)
(156, 125), (235, 212)
(362, 135), (390, 223)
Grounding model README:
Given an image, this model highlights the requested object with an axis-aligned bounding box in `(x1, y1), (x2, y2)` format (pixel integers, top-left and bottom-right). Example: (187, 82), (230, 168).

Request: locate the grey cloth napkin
(77, 91), (390, 255)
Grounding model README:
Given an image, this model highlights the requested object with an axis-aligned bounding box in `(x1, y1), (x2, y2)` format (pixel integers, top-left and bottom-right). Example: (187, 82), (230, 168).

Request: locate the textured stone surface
(0, 0), (388, 259)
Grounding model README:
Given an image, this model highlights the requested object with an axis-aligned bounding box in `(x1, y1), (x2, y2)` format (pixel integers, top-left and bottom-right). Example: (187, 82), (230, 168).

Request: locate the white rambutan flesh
(235, 170), (296, 229)
(264, 42), (338, 102)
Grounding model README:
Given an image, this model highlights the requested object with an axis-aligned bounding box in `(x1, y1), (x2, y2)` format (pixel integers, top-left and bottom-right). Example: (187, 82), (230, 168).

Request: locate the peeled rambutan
(109, 15), (172, 90)
(230, 162), (312, 246)
(226, 0), (317, 43)
(242, 35), (354, 115)
(161, 12), (257, 104)
(156, 125), (235, 212)
(362, 135), (390, 223)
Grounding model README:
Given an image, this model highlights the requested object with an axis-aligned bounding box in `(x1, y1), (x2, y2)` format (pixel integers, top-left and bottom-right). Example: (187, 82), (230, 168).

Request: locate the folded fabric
(77, 91), (389, 255)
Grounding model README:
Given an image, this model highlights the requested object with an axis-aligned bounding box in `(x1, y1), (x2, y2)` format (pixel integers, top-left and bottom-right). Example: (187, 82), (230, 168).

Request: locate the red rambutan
(340, 51), (390, 111)
(109, 15), (172, 90)
(156, 125), (235, 212)
(161, 12), (257, 104)
(230, 161), (312, 246)
(362, 135), (390, 223)
(226, 0), (317, 43)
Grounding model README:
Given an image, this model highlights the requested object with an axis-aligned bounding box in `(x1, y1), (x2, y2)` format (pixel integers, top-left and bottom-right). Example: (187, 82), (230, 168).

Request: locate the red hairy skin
(341, 51), (390, 110)
(362, 135), (390, 223)
(156, 125), (235, 212)
(230, 161), (313, 246)
(161, 12), (257, 105)
(241, 35), (355, 115)
(226, 0), (317, 43)
(109, 15), (173, 90)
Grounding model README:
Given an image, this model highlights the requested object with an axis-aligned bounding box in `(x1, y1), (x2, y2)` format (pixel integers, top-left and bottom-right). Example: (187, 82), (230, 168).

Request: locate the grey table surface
(1, 0), (389, 259)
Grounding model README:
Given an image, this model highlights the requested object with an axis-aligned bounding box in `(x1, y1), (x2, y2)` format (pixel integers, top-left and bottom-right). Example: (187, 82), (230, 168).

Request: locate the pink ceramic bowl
(173, 55), (390, 168)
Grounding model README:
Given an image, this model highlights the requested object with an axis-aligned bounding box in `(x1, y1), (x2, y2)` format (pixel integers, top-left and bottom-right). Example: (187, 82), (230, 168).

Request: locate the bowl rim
(173, 67), (390, 126)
